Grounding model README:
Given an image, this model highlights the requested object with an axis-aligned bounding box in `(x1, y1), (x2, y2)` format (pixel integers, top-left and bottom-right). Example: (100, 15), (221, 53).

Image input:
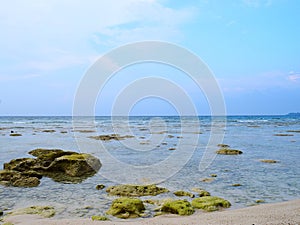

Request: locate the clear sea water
(0, 115), (299, 219)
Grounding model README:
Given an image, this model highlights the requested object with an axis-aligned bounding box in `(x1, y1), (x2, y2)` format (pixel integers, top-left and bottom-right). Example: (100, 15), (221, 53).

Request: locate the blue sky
(0, 0), (299, 116)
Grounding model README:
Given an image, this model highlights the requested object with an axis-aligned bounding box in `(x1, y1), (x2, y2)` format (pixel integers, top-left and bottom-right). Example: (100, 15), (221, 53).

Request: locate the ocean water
(0, 115), (299, 219)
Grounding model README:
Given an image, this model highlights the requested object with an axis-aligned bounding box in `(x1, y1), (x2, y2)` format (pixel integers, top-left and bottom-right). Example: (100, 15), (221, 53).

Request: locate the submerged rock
(91, 215), (109, 221)
(106, 184), (169, 197)
(191, 196), (231, 212)
(216, 148), (243, 155)
(106, 197), (145, 219)
(160, 199), (194, 216)
(7, 206), (55, 218)
(191, 188), (211, 197)
(217, 144), (230, 148)
(89, 134), (134, 141)
(96, 184), (106, 190)
(0, 149), (101, 187)
(260, 159), (278, 163)
(173, 190), (195, 198)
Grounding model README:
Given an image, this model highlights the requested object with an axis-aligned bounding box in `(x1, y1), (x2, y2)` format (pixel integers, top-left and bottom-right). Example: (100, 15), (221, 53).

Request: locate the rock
(0, 170), (40, 187)
(42, 130), (56, 133)
(217, 144), (230, 148)
(9, 133), (22, 137)
(106, 184), (169, 197)
(232, 183), (242, 187)
(91, 215), (109, 221)
(173, 190), (195, 198)
(106, 197), (145, 219)
(255, 199), (265, 203)
(7, 206), (55, 218)
(216, 148), (243, 155)
(260, 159), (278, 163)
(191, 188), (211, 197)
(191, 196), (231, 212)
(96, 184), (105, 190)
(89, 134), (134, 141)
(274, 133), (293, 136)
(286, 130), (300, 133)
(160, 199), (194, 216)
(168, 148), (176, 151)
(1, 149), (101, 186)
(210, 174), (217, 177)
(201, 178), (215, 183)
(0, 210), (3, 216)
(143, 199), (159, 205)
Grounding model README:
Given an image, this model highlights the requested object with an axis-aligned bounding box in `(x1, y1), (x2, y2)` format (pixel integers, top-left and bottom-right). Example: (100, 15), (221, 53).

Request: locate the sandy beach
(4, 199), (300, 225)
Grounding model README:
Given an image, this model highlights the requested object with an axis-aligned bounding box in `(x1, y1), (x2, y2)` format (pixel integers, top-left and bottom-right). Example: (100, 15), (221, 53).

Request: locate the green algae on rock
(160, 199), (194, 216)
(91, 215), (109, 221)
(89, 134), (134, 141)
(191, 196), (231, 212)
(191, 188), (211, 197)
(7, 206), (55, 218)
(173, 190), (195, 198)
(0, 170), (40, 187)
(106, 184), (169, 197)
(0, 149), (101, 187)
(106, 197), (145, 219)
(9, 133), (22, 137)
(96, 184), (105, 190)
(216, 148), (243, 155)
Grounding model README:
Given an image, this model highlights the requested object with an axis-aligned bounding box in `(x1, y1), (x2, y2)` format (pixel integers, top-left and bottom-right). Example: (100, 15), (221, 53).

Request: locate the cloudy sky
(0, 0), (299, 115)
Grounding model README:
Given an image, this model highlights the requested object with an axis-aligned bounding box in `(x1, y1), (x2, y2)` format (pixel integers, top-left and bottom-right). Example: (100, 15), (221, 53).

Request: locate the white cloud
(288, 74), (300, 82)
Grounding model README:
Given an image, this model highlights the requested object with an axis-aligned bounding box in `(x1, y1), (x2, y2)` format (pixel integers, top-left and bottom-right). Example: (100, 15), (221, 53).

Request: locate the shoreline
(4, 199), (300, 225)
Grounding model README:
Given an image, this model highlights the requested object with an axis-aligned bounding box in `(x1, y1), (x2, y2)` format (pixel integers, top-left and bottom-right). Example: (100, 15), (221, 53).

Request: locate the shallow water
(0, 115), (299, 219)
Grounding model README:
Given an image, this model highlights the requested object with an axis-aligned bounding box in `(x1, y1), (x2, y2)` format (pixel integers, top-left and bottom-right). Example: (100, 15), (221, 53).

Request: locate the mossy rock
(8, 206), (55, 218)
(201, 178), (215, 183)
(160, 199), (194, 216)
(191, 188), (211, 197)
(91, 215), (109, 221)
(106, 184), (169, 197)
(0, 170), (40, 187)
(232, 183), (242, 187)
(2, 149), (101, 186)
(255, 199), (265, 203)
(106, 197), (145, 219)
(260, 159), (278, 163)
(191, 196), (231, 212)
(173, 190), (195, 198)
(0, 210), (3, 216)
(42, 130), (56, 133)
(216, 148), (243, 155)
(210, 174), (217, 177)
(143, 199), (159, 205)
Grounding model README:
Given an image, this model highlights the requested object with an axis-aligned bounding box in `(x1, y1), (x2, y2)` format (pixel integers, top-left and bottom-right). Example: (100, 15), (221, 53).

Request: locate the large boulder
(106, 184), (169, 197)
(106, 197), (145, 219)
(0, 149), (101, 187)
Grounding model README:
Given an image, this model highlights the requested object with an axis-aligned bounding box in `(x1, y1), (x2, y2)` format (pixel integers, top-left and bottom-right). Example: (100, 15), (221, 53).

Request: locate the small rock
(9, 133), (22, 137)
(173, 190), (195, 198)
(160, 199), (194, 216)
(96, 184), (105, 190)
(191, 188), (211, 197)
(216, 148), (243, 155)
(106, 197), (145, 219)
(7, 206), (55, 218)
(201, 178), (215, 183)
(42, 130), (56, 133)
(191, 196), (231, 212)
(217, 144), (230, 148)
(91, 215), (109, 221)
(106, 184), (169, 197)
(210, 174), (217, 177)
(232, 183), (242, 187)
(255, 199), (265, 203)
(168, 148), (176, 151)
(260, 159), (278, 163)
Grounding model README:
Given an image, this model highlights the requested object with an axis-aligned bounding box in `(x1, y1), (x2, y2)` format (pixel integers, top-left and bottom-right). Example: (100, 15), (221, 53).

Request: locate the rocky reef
(106, 184), (169, 197)
(0, 149), (101, 187)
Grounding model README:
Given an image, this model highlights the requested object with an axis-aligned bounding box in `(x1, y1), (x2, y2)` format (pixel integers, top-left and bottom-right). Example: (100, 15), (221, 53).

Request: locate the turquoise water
(0, 116), (299, 219)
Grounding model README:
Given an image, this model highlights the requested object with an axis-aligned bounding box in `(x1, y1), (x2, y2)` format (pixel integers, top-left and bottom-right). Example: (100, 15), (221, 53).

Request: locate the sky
(0, 0), (299, 116)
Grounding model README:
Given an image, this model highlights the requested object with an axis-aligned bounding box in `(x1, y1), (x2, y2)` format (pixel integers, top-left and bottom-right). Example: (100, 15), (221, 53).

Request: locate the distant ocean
(0, 115), (299, 218)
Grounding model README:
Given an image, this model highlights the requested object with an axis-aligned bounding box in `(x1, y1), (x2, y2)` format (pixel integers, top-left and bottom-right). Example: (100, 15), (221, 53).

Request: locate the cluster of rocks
(102, 184), (231, 219)
(0, 149), (101, 187)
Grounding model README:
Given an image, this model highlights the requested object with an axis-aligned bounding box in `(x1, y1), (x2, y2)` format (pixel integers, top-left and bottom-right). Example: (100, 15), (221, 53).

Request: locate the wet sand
(4, 199), (300, 225)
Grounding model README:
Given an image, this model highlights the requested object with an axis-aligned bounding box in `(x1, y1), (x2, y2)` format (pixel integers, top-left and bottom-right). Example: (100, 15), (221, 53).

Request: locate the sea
(0, 115), (299, 219)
